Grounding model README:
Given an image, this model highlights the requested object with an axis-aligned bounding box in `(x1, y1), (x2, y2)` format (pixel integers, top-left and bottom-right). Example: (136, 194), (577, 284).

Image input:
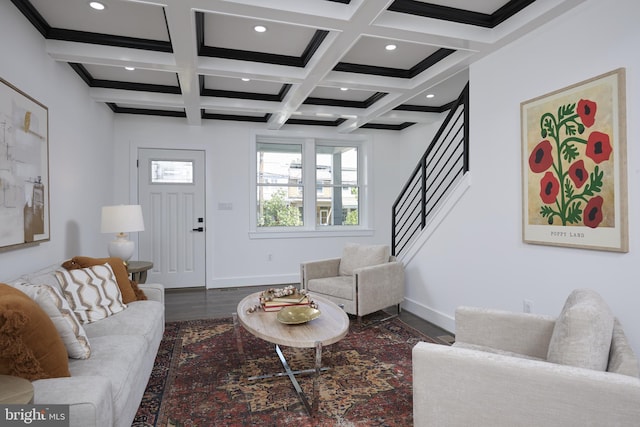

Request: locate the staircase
(392, 83), (469, 257)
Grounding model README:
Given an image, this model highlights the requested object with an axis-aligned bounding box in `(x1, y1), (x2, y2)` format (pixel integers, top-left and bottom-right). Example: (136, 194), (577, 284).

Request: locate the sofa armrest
(138, 282), (164, 304)
(33, 376), (113, 427)
(413, 342), (640, 427)
(300, 258), (341, 288)
(354, 261), (404, 315)
(455, 306), (556, 359)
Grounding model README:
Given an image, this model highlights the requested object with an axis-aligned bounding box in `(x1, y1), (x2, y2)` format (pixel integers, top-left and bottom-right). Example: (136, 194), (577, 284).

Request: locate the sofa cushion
(547, 289), (614, 371)
(67, 334), (148, 423)
(63, 256), (141, 303)
(607, 318), (640, 378)
(339, 244), (389, 276)
(0, 283), (71, 380)
(453, 342), (545, 362)
(83, 300), (164, 349)
(11, 282), (91, 359)
(55, 263), (126, 324)
(307, 276), (353, 300)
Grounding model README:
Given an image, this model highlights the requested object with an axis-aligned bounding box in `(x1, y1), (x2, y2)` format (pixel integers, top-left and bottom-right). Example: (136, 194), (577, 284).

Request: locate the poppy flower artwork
(521, 68), (627, 252)
(529, 97), (607, 228)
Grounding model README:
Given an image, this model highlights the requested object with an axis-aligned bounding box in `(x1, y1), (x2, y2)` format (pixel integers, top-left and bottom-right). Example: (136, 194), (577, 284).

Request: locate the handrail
(392, 83), (469, 256)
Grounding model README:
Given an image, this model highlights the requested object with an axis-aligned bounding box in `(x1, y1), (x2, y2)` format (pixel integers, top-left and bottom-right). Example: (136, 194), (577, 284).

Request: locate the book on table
(262, 295), (310, 312)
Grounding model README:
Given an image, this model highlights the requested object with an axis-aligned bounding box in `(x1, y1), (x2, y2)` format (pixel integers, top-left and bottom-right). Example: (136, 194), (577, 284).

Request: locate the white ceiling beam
(164, 2), (202, 125)
(89, 88), (184, 108)
(267, 0), (396, 130)
(46, 40), (177, 71)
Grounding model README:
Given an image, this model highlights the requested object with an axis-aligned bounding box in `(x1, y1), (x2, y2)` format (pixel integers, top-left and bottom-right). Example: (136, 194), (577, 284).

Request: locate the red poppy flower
(568, 160), (588, 188)
(528, 140), (553, 173)
(539, 171), (560, 204)
(584, 196), (604, 228)
(585, 131), (612, 164)
(577, 99), (597, 128)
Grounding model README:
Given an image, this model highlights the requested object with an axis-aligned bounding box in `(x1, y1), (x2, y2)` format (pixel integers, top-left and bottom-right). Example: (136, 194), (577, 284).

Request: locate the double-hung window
(315, 145), (359, 226)
(251, 135), (370, 237)
(256, 142), (303, 227)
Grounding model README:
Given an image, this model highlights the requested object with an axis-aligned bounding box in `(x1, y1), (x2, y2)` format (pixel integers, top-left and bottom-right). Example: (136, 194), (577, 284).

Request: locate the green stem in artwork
(551, 122), (567, 225)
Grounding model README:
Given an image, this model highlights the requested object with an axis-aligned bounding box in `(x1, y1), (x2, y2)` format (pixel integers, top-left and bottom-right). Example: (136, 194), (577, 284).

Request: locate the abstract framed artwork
(521, 68), (627, 252)
(0, 78), (50, 250)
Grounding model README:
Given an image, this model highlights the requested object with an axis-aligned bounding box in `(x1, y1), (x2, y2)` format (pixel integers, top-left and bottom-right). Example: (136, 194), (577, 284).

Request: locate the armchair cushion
(547, 289), (614, 371)
(339, 244), (389, 276)
(307, 276), (353, 300)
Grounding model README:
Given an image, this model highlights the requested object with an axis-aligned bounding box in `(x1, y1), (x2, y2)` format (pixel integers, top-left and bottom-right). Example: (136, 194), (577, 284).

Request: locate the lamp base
(108, 233), (135, 263)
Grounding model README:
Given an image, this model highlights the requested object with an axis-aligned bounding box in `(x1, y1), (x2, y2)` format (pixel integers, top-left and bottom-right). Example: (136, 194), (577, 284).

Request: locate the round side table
(126, 261), (153, 284)
(0, 375), (34, 404)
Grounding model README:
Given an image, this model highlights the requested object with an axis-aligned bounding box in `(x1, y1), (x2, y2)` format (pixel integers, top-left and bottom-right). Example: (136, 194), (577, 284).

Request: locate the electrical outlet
(523, 299), (533, 313)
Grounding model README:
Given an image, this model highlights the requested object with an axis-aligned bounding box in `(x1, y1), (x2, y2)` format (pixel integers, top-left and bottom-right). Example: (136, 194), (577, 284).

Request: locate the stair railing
(392, 83), (469, 256)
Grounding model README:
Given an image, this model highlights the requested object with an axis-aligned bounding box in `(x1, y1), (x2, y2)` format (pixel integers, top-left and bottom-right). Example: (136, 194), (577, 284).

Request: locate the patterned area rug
(133, 314), (438, 426)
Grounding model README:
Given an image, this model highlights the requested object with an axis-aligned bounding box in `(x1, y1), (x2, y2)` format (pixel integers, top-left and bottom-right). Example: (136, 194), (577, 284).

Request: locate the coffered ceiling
(11, 0), (584, 131)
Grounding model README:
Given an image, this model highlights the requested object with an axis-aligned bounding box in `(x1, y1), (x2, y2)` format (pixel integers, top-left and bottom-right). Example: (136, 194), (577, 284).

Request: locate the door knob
(192, 227), (204, 232)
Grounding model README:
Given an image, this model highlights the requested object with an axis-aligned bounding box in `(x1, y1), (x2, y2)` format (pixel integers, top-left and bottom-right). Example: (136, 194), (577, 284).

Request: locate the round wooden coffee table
(235, 291), (349, 416)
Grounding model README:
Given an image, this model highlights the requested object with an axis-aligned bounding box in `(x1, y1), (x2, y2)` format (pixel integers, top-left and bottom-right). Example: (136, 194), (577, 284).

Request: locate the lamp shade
(101, 205), (145, 234)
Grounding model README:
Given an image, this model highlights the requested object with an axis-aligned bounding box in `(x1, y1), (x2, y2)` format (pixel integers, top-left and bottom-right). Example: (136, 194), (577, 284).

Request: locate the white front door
(138, 148), (206, 288)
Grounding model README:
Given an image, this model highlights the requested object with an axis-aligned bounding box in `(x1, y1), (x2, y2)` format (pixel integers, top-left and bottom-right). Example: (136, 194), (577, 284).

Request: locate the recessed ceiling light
(340, 87), (348, 91)
(89, 2), (105, 11)
(385, 44), (397, 51)
(125, 66), (135, 71)
(254, 25), (267, 33)
(241, 78), (250, 82)
(426, 93), (435, 99)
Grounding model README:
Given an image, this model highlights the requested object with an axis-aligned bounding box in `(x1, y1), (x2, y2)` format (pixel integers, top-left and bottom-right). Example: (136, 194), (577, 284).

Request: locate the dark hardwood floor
(164, 285), (455, 345)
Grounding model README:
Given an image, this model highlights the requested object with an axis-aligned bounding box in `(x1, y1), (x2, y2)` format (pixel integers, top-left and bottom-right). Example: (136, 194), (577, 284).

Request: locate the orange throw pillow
(0, 283), (71, 381)
(63, 256), (139, 304)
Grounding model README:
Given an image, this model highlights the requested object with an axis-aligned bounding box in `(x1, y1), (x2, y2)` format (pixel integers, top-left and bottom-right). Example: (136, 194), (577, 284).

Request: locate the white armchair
(412, 289), (640, 426)
(300, 244), (404, 319)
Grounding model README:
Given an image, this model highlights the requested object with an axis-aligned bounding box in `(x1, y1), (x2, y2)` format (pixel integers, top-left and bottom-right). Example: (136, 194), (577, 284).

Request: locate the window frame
(250, 133), (373, 239)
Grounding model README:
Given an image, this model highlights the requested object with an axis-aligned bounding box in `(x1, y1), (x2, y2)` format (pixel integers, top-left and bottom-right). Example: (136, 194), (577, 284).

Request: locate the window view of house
(151, 160), (194, 184)
(316, 145), (358, 226)
(256, 142), (303, 227)
(256, 142), (359, 228)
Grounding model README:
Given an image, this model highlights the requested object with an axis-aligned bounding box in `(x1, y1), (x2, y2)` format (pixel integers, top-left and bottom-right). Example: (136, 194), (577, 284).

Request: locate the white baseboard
(208, 273), (299, 289)
(402, 297), (455, 334)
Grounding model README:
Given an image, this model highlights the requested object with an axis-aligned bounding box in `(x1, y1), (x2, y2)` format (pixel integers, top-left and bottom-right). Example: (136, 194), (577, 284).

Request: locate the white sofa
(413, 290), (640, 427)
(6, 263), (165, 427)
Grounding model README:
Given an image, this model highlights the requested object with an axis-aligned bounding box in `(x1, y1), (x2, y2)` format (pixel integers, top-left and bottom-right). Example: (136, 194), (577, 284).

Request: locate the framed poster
(521, 68), (627, 252)
(0, 78), (50, 250)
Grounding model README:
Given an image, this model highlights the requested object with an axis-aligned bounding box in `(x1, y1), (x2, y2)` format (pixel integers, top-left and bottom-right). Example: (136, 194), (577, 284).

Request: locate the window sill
(249, 228), (374, 239)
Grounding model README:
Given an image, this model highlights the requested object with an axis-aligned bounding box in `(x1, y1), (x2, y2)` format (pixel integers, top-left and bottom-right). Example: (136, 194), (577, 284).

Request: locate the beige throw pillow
(11, 282), (91, 359)
(547, 289), (614, 371)
(55, 263), (126, 324)
(339, 244), (389, 276)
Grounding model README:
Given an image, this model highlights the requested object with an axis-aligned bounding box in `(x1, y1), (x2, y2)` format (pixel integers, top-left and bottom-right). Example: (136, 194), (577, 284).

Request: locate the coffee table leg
(313, 340), (322, 414)
(275, 344), (316, 416)
(232, 313), (246, 376)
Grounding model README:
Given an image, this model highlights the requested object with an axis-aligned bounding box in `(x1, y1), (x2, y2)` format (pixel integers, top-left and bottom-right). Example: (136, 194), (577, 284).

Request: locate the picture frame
(0, 78), (50, 250)
(521, 68), (627, 252)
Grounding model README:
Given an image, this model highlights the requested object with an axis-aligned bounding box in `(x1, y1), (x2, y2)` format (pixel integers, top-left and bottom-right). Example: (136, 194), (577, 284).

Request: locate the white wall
(403, 0), (640, 354)
(113, 116), (424, 287)
(0, 2), (116, 280)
